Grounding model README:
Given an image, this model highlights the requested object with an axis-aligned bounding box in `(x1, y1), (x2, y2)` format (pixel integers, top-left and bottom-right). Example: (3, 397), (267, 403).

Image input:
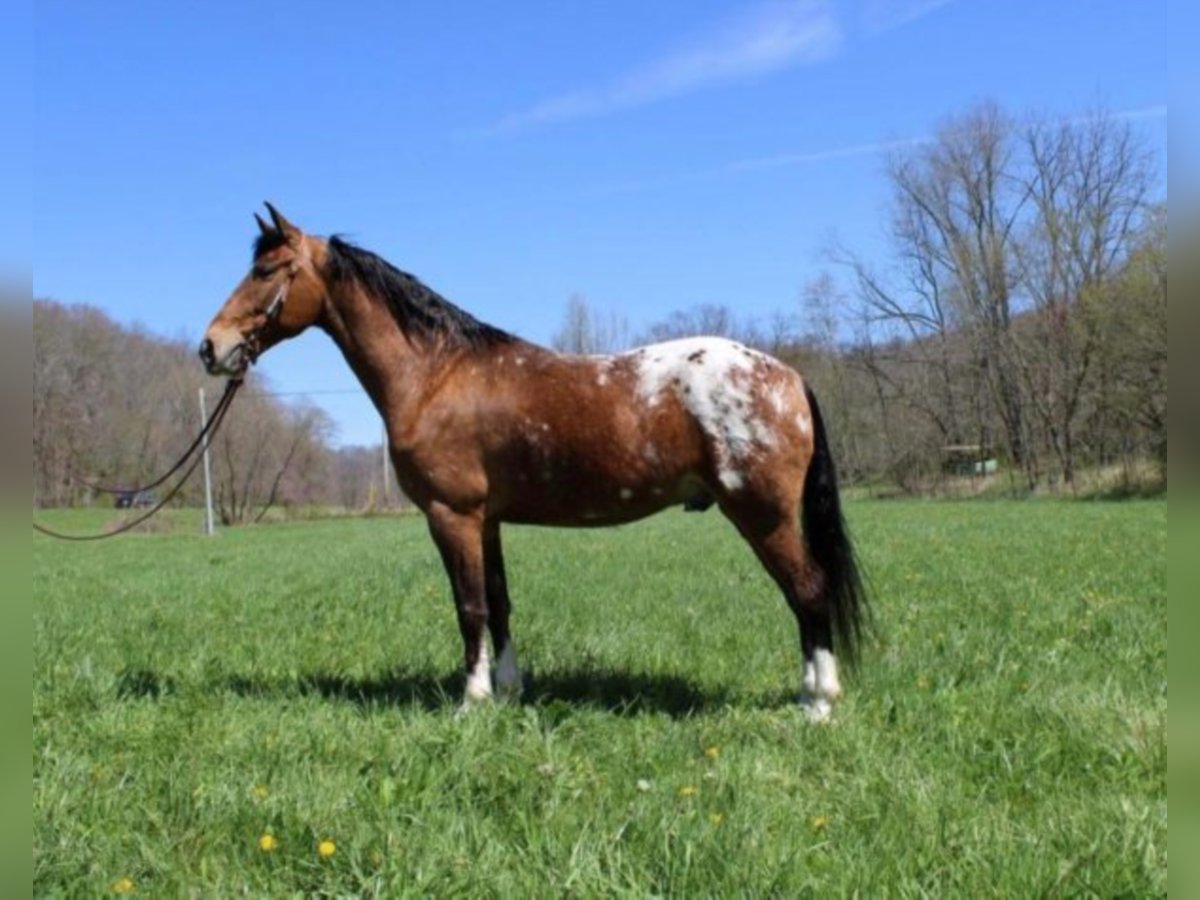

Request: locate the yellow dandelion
(678, 785), (698, 798)
(704, 746), (720, 760)
(708, 812), (725, 826)
(917, 676), (930, 689)
(252, 785), (269, 801)
(810, 815), (829, 830)
(112, 877), (135, 894)
(258, 833), (278, 853)
(318, 839), (337, 859)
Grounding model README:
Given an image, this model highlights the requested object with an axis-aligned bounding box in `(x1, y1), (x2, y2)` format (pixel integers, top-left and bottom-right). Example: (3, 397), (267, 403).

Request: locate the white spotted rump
(631, 337), (796, 493)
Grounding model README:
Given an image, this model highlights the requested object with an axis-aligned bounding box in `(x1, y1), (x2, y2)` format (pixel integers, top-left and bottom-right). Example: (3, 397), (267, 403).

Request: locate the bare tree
(830, 107), (1018, 478)
(797, 275), (868, 478)
(213, 392), (332, 524)
(1013, 111), (1155, 484)
(639, 303), (739, 344)
(551, 293), (631, 354)
(891, 104), (1035, 482)
(1090, 207), (1167, 477)
(329, 444), (384, 509)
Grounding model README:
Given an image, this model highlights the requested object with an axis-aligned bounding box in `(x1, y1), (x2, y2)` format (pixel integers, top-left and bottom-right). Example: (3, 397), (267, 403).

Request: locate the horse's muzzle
(198, 338), (216, 373)
(199, 337), (247, 376)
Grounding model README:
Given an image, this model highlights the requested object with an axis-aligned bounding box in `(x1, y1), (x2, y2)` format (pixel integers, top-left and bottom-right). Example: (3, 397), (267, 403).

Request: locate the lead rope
(33, 377), (243, 541)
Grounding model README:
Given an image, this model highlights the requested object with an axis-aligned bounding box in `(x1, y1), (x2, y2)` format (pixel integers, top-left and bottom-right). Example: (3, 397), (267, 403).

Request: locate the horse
(200, 204), (866, 721)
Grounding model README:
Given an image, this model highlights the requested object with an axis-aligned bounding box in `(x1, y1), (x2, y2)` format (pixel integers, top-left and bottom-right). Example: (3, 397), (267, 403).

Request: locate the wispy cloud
(859, 0), (959, 35)
(727, 105), (1167, 174)
(1107, 104), (1169, 123)
(727, 136), (932, 172)
(487, 1), (841, 133)
(580, 136), (925, 197)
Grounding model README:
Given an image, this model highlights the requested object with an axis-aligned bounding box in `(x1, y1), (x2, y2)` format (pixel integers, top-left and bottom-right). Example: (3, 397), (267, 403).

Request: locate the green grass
(33, 501), (1166, 897)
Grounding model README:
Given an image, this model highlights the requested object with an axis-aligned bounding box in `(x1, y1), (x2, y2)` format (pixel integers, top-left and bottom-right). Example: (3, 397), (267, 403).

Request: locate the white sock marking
(464, 642), (492, 703)
(800, 649), (841, 721)
(814, 648), (841, 700)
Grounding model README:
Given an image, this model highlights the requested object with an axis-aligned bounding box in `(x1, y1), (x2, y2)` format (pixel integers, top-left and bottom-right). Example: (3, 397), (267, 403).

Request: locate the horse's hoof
(800, 694), (834, 724)
(495, 670), (525, 703)
(457, 689), (494, 716)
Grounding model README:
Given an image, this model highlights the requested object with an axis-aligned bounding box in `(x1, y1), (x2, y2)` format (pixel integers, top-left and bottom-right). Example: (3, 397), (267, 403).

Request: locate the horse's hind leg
(721, 499), (841, 722)
(483, 522), (522, 700)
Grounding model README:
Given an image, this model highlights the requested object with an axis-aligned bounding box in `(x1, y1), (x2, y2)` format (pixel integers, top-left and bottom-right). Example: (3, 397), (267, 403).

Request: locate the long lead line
(33, 378), (243, 541)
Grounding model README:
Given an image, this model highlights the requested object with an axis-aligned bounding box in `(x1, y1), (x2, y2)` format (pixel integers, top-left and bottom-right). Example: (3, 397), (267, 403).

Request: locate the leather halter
(246, 268), (296, 366)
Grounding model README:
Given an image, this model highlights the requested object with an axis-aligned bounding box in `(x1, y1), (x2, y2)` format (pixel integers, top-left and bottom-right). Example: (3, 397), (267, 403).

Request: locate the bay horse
(201, 204), (866, 721)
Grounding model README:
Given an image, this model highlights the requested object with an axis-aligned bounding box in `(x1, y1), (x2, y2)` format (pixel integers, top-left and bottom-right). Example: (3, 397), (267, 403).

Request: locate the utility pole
(199, 387), (216, 536)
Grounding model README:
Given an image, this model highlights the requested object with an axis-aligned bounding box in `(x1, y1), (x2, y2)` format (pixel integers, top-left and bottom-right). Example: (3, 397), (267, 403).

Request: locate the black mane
(324, 236), (516, 349)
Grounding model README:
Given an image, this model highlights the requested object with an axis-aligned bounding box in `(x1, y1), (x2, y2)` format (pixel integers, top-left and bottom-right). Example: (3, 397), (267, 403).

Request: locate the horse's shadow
(527, 668), (733, 717)
(225, 666), (733, 718)
(117, 664), (745, 718)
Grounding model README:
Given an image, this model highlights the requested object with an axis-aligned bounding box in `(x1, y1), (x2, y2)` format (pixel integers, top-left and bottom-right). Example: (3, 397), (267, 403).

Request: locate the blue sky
(33, 1), (1167, 446)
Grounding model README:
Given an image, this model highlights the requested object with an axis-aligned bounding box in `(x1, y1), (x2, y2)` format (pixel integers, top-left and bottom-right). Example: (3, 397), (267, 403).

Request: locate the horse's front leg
(426, 504), (491, 706)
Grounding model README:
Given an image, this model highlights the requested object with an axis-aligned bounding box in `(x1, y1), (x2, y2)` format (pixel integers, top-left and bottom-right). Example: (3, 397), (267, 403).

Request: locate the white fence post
(199, 387), (216, 536)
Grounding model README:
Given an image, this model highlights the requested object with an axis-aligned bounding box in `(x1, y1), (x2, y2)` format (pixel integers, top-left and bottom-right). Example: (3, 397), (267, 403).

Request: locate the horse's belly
(494, 466), (703, 527)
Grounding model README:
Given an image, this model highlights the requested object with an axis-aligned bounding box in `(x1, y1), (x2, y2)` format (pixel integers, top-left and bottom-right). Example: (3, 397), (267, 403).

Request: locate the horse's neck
(318, 282), (439, 426)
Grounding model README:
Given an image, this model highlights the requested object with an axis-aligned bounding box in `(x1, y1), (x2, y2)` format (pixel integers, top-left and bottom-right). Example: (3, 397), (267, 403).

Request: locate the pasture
(34, 501), (1166, 896)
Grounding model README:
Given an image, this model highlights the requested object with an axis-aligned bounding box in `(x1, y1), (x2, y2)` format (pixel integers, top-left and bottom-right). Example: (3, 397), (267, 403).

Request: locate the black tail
(801, 385), (868, 668)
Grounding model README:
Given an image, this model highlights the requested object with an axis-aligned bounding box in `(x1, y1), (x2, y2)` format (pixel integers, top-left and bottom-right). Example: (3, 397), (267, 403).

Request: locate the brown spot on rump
(687, 348), (706, 363)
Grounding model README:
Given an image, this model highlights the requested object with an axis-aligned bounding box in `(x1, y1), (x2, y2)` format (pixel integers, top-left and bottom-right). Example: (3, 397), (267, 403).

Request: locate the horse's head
(200, 203), (327, 376)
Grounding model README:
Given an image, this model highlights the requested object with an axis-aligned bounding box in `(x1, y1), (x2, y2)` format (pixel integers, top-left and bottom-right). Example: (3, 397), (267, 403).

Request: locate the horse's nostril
(199, 338), (214, 366)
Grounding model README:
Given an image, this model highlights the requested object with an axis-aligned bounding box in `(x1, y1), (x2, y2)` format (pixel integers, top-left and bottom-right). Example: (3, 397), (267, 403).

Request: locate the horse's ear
(254, 212), (275, 238)
(264, 202), (301, 244)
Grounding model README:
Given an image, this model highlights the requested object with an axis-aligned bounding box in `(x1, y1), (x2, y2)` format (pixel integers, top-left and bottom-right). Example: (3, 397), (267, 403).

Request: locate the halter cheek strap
(265, 283), (287, 322)
(247, 268), (297, 365)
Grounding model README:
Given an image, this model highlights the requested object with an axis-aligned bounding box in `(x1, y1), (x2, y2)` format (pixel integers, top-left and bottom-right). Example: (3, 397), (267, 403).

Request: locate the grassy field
(33, 500), (1166, 897)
